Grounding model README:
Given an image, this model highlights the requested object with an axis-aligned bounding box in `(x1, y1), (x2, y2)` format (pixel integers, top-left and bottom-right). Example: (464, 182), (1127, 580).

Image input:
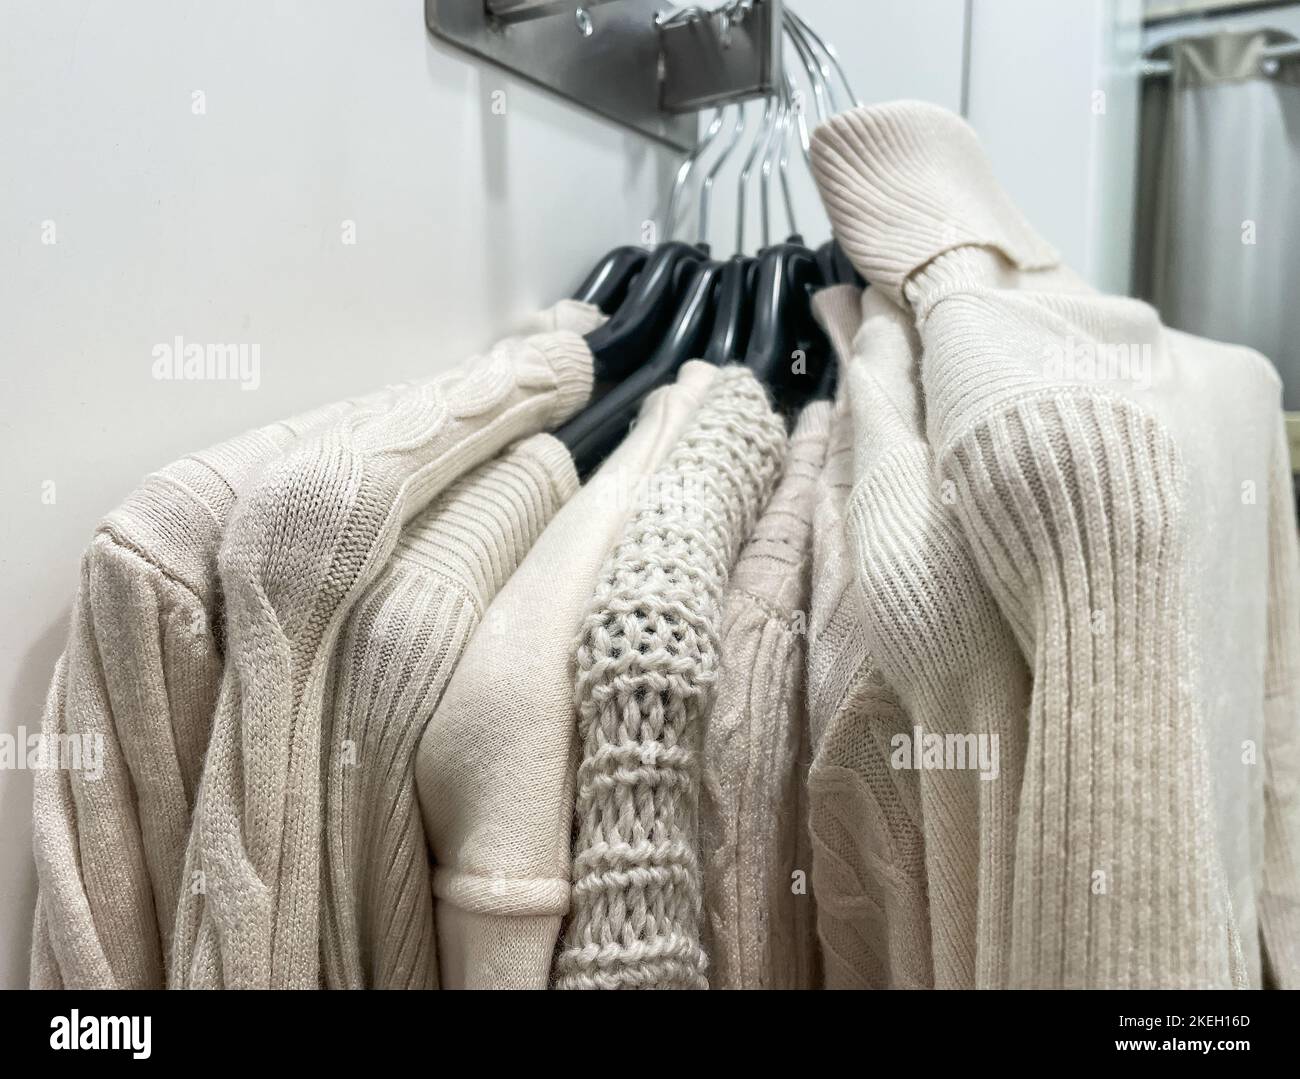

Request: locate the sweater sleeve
(942, 387), (1241, 988)
(30, 537), (221, 989)
(1260, 417), (1300, 987)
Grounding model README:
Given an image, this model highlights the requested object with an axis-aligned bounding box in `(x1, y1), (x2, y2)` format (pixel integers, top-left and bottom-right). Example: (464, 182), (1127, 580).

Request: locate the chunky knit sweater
(813, 100), (1300, 988)
(701, 401), (830, 989)
(557, 366), (787, 990)
(171, 327), (595, 989)
(840, 286), (1032, 988)
(416, 361), (719, 989)
(323, 434), (578, 988)
(804, 287), (932, 989)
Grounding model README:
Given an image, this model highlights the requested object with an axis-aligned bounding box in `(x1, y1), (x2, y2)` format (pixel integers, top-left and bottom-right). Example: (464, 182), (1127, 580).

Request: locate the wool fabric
(804, 285), (932, 989)
(415, 360), (720, 989)
(171, 327), (594, 988)
(841, 287), (1031, 988)
(321, 434), (578, 988)
(29, 302), (603, 990)
(556, 365), (787, 990)
(700, 401), (831, 989)
(812, 100), (1300, 987)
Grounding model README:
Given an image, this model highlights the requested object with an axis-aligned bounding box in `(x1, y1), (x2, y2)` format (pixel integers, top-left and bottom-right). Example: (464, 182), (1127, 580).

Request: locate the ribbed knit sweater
(701, 401), (830, 989)
(171, 327), (595, 989)
(556, 366), (787, 990)
(322, 434), (578, 989)
(812, 100), (1300, 987)
(840, 286), (1032, 988)
(805, 286), (932, 989)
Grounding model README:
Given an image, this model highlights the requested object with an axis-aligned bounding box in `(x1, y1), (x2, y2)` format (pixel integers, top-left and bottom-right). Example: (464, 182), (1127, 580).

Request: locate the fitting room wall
(1, 0), (1138, 986)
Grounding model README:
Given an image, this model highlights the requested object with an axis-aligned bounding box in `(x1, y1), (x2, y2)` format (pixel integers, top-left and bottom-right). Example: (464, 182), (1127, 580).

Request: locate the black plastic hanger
(581, 240), (707, 384)
(558, 257), (723, 476)
(702, 254), (754, 364)
(744, 237), (828, 409)
(572, 245), (649, 314)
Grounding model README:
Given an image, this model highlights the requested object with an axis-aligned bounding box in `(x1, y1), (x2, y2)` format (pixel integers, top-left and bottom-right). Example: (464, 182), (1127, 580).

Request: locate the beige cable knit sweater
(322, 433), (579, 989)
(813, 100), (1300, 988)
(840, 286), (1032, 988)
(416, 360), (720, 989)
(557, 365), (787, 990)
(30, 302), (601, 990)
(171, 327), (595, 989)
(29, 384), (410, 989)
(701, 401), (830, 989)
(805, 287), (932, 989)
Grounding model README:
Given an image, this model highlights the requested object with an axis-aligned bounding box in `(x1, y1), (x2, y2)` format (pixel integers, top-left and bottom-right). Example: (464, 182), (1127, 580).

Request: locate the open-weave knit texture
(805, 288), (932, 989)
(171, 327), (594, 989)
(811, 100), (1300, 987)
(417, 361), (719, 989)
(841, 287), (1032, 988)
(701, 401), (830, 989)
(29, 302), (602, 989)
(322, 434), (578, 989)
(556, 365), (787, 990)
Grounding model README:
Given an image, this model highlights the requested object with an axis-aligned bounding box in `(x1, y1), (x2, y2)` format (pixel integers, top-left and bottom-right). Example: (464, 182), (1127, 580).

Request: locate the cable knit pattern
(29, 381), (411, 989)
(172, 329), (593, 989)
(557, 366), (787, 990)
(805, 288), (932, 989)
(322, 435), (577, 989)
(809, 100), (1299, 987)
(417, 362), (719, 990)
(701, 402), (831, 989)
(842, 288), (1031, 988)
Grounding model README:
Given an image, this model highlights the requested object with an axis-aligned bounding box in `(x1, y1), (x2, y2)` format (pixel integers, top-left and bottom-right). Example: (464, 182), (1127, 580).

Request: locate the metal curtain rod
(1141, 38), (1300, 75)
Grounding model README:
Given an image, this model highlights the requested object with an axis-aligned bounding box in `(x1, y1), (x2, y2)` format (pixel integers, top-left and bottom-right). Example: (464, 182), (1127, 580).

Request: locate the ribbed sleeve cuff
(810, 102), (1060, 307)
(530, 330), (595, 427)
(514, 432), (579, 504)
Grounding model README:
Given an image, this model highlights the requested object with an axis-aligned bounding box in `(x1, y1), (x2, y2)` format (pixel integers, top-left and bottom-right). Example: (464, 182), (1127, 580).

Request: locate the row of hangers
(555, 3), (864, 476)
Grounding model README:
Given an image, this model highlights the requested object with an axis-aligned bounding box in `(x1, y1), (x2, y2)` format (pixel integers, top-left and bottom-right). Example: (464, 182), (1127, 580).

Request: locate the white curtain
(1135, 28), (1300, 408)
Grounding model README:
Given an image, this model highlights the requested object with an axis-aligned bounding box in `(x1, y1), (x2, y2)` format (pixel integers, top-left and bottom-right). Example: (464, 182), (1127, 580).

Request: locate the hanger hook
(783, 11), (830, 124)
(787, 7), (861, 109)
(777, 75), (799, 238)
(663, 106), (726, 242)
(699, 104), (747, 247)
(736, 95), (777, 254)
(759, 90), (787, 249)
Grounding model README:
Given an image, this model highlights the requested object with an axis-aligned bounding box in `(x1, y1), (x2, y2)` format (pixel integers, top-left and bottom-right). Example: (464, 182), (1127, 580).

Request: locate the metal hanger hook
(664, 105), (725, 242)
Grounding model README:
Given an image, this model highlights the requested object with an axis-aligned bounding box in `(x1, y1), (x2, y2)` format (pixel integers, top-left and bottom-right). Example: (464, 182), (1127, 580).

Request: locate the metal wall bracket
(424, 1), (781, 152)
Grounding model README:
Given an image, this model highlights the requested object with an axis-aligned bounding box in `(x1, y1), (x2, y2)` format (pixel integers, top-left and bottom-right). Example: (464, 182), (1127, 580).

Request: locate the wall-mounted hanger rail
(425, 0), (783, 151)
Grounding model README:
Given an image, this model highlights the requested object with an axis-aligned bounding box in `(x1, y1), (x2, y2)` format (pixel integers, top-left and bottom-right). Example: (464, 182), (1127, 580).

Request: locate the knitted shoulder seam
(88, 526), (211, 611)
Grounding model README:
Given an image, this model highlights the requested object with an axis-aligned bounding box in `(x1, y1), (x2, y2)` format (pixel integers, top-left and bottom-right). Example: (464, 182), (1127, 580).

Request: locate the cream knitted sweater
(29, 384), (409, 989)
(804, 287), (932, 989)
(840, 286), (1032, 988)
(557, 366), (787, 990)
(813, 100), (1300, 987)
(701, 401), (830, 989)
(416, 361), (720, 989)
(323, 433), (578, 988)
(171, 328), (594, 988)
(31, 303), (600, 990)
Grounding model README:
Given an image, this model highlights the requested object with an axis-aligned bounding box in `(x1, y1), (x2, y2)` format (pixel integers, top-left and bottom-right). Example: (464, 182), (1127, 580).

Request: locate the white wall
(0, 0), (974, 988)
(966, 0), (1145, 294)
